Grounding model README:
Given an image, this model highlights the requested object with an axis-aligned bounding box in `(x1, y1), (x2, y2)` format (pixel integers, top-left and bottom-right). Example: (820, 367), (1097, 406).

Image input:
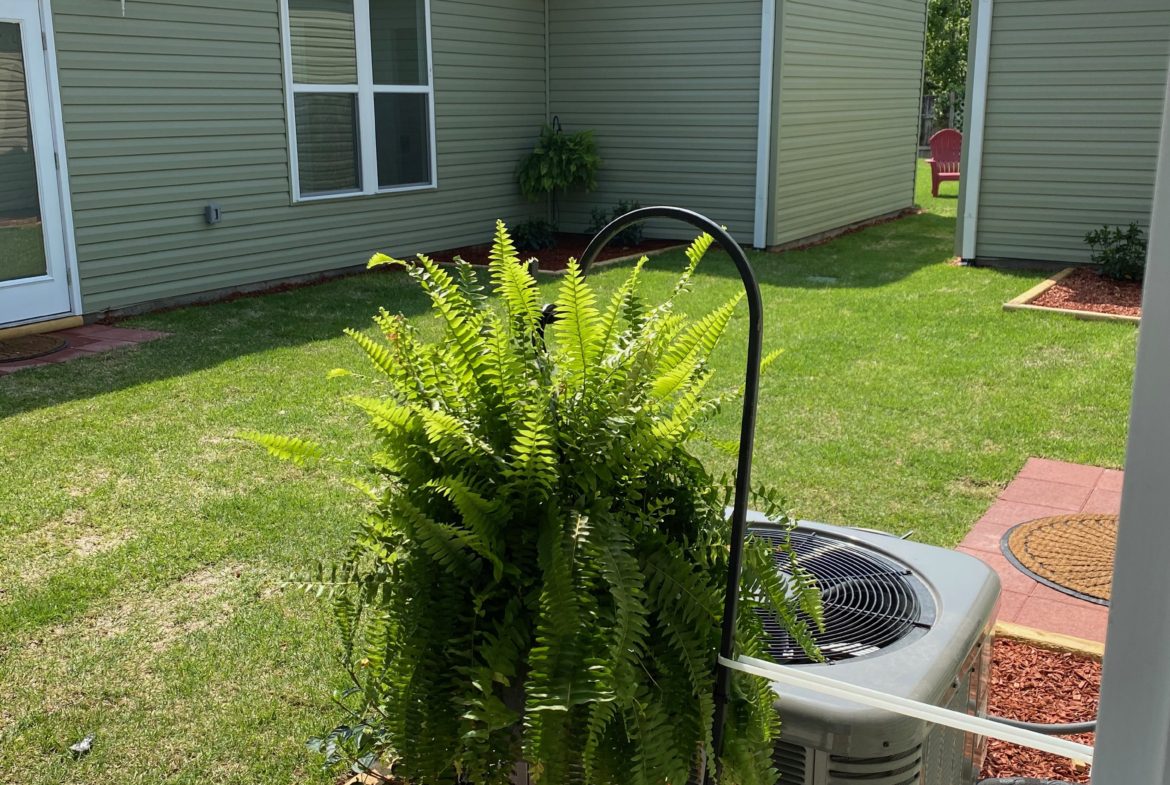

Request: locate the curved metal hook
(540, 205), (763, 785)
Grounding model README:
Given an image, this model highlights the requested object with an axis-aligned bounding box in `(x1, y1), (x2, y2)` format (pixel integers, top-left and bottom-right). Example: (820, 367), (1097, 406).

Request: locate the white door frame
(0, 0), (79, 328)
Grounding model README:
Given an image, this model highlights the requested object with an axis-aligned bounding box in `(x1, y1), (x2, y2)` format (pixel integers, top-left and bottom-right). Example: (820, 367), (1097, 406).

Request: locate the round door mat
(1001, 513), (1117, 606)
(0, 334), (68, 363)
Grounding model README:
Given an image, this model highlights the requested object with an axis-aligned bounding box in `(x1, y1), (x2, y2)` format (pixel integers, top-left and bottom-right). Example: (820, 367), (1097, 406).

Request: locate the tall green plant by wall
(244, 222), (822, 785)
(517, 123), (601, 228)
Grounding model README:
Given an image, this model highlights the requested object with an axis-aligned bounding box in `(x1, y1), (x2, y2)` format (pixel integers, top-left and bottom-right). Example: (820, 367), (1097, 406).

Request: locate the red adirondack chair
(927, 129), (962, 197)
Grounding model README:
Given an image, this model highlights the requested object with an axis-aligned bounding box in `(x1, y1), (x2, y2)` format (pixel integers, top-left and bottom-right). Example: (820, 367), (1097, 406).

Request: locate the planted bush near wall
(1085, 222), (1147, 282)
(517, 122), (601, 227)
(246, 223), (822, 785)
(589, 200), (646, 248)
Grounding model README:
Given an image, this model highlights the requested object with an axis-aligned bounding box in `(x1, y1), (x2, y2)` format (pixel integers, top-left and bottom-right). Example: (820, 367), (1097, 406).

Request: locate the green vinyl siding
(548, 0), (763, 242)
(970, 0), (1170, 264)
(50, 0), (545, 314)
(770, 0), (926, 246)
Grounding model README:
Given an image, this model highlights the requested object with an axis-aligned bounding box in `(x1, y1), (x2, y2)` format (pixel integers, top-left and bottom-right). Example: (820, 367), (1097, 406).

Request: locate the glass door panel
(0, 20), (47, 284)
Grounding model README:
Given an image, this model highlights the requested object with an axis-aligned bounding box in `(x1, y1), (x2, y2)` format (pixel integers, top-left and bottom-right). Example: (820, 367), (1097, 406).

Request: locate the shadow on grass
(0, 268), (433, 419)
(2, 210), (1037, 418)
(631, 212), (964, 291)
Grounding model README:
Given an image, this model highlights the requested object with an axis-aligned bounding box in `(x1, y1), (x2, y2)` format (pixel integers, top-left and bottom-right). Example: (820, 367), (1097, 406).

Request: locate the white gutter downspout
(1092, 68), (1170, 785)
(960, 0), (992, 260)
(752, 0), (777, 249)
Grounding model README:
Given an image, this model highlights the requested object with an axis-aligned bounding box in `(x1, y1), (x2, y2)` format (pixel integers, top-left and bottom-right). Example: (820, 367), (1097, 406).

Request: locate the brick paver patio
(958, 457), (1118, 643)
(0, 324), (167, 375)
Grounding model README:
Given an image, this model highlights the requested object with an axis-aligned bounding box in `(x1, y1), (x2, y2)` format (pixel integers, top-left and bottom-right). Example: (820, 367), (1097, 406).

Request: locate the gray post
(1091, 72), (1170, 785)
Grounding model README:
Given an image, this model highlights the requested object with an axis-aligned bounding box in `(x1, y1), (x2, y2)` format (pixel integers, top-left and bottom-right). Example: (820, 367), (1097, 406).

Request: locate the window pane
(375, 93), (430, 188)
(295, 93), (360, 194)
(0, 22), (47, 283)
(288, 0), (357, 84)
(370, 0), (427, 85)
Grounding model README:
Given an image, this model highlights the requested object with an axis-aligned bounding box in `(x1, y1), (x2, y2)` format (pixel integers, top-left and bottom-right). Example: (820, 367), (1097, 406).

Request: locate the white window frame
(278, 0), (438, 202)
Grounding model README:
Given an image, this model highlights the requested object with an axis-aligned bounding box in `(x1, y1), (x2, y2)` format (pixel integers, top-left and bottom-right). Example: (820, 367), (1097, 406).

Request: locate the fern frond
(670, 232), (714, 297)
(236, 431), (326, 466)
(488, 220), (541, 335)
(651, 293), (743, 400)
(344, 327), (398, 379)
(550, 258), (603, 388)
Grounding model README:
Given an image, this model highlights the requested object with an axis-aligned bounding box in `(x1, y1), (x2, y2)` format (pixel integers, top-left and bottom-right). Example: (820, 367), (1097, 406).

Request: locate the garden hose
(989, 715), (1096, 735)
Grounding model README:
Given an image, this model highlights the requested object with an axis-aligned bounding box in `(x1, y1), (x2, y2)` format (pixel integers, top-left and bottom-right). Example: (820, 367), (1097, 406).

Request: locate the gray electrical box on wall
(205, 203), (223, 224)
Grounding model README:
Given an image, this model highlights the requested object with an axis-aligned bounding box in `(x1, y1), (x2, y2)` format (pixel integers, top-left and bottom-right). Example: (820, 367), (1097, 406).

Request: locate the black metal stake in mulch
(541, 206), (764, 785)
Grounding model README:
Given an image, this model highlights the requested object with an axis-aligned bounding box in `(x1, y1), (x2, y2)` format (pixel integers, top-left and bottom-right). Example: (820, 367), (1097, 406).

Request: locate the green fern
(245, 221), (820, 785)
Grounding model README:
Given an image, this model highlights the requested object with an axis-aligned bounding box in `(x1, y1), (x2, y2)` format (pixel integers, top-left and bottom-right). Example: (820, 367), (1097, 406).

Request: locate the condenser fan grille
(750, 528), (927, 664)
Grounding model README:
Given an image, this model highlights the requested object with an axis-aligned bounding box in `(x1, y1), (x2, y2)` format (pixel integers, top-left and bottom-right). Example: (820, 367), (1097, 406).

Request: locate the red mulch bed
(425, 232), (683, 272)
(1030, 268), (1142, 318)
(982, 638), (1099, 782)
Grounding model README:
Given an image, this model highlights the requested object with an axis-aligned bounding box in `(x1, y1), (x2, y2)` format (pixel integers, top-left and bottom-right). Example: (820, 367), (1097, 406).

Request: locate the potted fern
(245, 222), (821, 785)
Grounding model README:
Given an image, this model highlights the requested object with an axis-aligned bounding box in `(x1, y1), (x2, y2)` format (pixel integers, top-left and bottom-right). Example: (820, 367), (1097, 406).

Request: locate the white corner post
(1091, 70), (1170, 785)
(752, 0), (777, 250)
(958, 0), (992, 261)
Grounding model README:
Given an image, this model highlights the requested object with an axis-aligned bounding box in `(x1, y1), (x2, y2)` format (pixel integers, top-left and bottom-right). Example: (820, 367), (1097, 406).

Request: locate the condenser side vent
(773, 740), (807, 783)
(827, 744), (922, 784)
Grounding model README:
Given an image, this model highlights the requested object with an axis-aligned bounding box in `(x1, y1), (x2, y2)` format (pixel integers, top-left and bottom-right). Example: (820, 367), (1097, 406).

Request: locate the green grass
(0, 224), (47, 282)
(0, 163), (1134, 783)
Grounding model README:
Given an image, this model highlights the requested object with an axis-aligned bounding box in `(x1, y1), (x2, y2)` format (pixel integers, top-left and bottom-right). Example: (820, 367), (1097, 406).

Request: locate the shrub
(245, 223), (821, 785)
(1084, 222), (1147, 282)
(516, 122), (601, 226)
(587, 200), (645, 248)
(511, 218), (557, 252)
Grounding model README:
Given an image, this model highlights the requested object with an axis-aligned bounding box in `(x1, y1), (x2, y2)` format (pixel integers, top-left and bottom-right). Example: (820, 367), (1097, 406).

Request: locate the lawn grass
(0, 224), (47, 282)
(0, 162), (1134, 783)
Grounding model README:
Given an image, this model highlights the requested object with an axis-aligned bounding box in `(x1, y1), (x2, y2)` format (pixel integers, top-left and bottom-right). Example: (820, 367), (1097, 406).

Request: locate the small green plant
(516, 122), (601, 226)
(511, 218), (557, 252)
(1084, 222), (1147, 282)
(244, 222), (821, 785)
(588, 200), (645, 248)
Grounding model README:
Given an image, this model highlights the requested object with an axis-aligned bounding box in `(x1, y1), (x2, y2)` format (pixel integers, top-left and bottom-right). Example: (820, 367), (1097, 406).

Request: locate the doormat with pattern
(0, 334), (68, 363)
(1001, 513), (1117, 606)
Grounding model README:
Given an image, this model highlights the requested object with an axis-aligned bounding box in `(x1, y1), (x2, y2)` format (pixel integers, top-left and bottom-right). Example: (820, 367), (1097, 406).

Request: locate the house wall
(965, 0), (1170, 264)
(770, 0), (926, 247)
(49, 0), (545, 314)
(547, 0), (764, 243)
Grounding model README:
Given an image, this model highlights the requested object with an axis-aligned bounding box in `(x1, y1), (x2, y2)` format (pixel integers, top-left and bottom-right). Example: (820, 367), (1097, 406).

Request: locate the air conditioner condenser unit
(747, 515), (1001, 785)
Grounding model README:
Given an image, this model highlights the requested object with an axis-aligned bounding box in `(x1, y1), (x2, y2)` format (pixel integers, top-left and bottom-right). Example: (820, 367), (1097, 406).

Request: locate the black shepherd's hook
(539, 206), (763, 785)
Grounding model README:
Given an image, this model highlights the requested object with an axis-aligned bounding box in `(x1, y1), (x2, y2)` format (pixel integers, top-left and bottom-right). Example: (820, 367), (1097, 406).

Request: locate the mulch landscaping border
(1004, 268), (1140, 324)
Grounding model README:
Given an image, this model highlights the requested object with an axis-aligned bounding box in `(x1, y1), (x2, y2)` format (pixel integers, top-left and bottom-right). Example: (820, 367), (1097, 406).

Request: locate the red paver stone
(1081, 488), (1122, 515)
(1097, 469), (1125, 493)
(1017, 457), (1104, 488)
(957, 547), (1042, 596)
(997, 590), (1029, 622)
(1014, 595), (1108, 642)
(958, 520), (1013, 554)
(954, 460), (1121, 644)
(974, 500), (1074, 527)
(999, 477), (1092, 511)
(75, 339), (137, 353)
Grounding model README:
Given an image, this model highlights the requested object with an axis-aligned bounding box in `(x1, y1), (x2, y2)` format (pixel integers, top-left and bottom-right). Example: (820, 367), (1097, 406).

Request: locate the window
(281, 0), (435, 200)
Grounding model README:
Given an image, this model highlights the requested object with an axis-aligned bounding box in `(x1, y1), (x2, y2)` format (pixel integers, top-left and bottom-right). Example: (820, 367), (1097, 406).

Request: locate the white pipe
(752, 0), (777, 249)
(960, 0), (993, 260)
(720, 655), (1095, 765)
